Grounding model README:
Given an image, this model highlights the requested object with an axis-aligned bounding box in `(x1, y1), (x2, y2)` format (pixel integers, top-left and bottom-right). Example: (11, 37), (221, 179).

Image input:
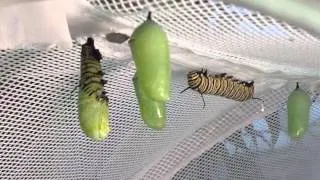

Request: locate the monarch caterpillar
(287, 82), (311, 139)
(133, 73), (166, 130)
(78, 37), (110, 141)
(129, 11), (171, 102)
(180, 69), (262, 108)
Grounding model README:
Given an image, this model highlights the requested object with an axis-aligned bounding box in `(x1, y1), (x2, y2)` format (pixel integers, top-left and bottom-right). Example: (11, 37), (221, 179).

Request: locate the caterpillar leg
(69, 84), (80, 99)
(203, 68), (208, 76)
(101, 91), (109, 102)
(201, 94), (206, 109)
(252, 97), (264, 112)
(311, 92), (319, 103)
(101, 79), (107, 85)
(215, 73), (227, 78)
(252, 97), (263, 101)
(98, 70), (104, 76)
(180, 86), (191, 94)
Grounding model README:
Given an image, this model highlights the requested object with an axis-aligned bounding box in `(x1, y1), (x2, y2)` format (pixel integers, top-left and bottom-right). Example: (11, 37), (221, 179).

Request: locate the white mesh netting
(1, 0), (320, 179)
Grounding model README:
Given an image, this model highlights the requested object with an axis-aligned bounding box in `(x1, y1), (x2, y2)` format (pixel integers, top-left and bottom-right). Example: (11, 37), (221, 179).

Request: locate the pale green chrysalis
(133, 73), (166, 130)
(129, 11), (171, 102)
(287, 82), (311, 139)
(78, 90), (110, 141)
(78, 37), (110, 141)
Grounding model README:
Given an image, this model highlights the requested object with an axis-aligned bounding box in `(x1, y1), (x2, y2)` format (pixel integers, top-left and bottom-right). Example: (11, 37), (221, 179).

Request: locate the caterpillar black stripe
(180, 69), (262, 108)
(80, 37), (108, 102)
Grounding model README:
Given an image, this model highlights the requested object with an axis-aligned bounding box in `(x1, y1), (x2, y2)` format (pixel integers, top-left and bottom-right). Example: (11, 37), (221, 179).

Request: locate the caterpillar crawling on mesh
(180, 69), (262, 108)
(78, 37), (110, 141)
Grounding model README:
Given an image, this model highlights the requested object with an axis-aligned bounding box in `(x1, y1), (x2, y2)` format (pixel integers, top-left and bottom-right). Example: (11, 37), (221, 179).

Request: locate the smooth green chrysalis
(78, 37), (110, 141)
(287, 82), (311, 139)
(133, 73), (166, 130)
(129, 11), (171, 102)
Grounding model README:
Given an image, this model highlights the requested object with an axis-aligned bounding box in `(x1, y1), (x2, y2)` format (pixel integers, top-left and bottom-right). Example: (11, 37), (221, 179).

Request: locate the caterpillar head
(245, 80), (255, 87)
(187, 68), (207, 78)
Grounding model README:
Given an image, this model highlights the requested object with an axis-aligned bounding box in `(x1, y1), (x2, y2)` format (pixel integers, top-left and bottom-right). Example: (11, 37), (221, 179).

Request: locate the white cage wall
(1, 0), (320, 179)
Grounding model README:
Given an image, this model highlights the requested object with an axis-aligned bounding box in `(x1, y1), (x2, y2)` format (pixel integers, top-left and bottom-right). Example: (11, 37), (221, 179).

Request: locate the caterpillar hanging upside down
(78, 37), (110, 141)
(181, 69), (263, 108)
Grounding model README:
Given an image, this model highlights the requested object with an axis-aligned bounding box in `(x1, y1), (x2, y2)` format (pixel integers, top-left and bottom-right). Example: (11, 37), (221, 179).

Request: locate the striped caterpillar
(181, 69), (262, 108)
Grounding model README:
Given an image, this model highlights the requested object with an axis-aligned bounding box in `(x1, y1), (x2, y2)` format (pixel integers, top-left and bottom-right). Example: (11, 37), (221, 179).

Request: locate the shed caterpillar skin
(287, 82), (311, 139)
(78, 37), (110, 141)
(129, 11), (171, 102)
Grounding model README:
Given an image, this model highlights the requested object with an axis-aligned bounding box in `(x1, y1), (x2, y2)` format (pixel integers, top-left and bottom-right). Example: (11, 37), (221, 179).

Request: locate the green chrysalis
(133, 73), (166, 130)
(287, 82), (311, 139)
(129, 11), (171, 102)
(78, 37), (110, 141)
